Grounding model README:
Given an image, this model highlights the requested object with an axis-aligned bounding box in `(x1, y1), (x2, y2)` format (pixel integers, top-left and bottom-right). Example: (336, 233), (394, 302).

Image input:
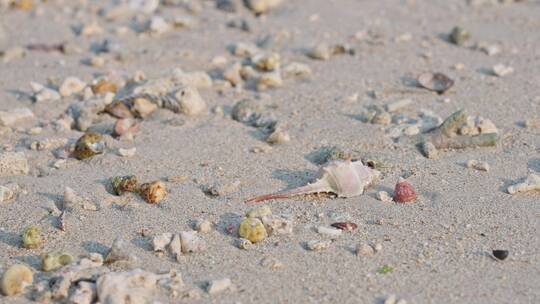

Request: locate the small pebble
(317, 226), (342, 238)
(492, 249), (509, 260)
(492, 64), (514, 77)
(355, 243), (375, 257)
(152, 233), (173, 252)
(206, 278), (232, 295)
(260, 257), (285, 269)
(266, 129), (290, 144)
(466, 160), (490, 172)
(375, 191), (393, 203)
(59, 77), (86, 97)
(194, 219), (212, 233)
(117, 147), (136, 157)
(306, 240), (331, 251)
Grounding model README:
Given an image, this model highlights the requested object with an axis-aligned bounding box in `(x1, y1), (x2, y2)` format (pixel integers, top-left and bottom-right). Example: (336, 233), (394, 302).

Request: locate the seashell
(105, 101), (133, 119)
(21, 225), (42, 249)
(113, 118), (139, 137)
(152, 233), (173, 253)
(417, 72), (454, 94)
(0, 264), (33, 296)
(492, 250), (509, 261)
(245, 159), (379, 204)
(91, 79), (118, 95)
(179, 231), (206, 253)
(244, 0), (283, 14)
(238, 218), (267, 243)
(171, 87), (206, 116)
(110, 175), (140, 195)
(246, 205), (272, 219)
(139, 181), (167, 204)
(449, 26), (470, 46)
(73, 132), (106, 160)
(393, 177), (417, 203)
(41, 252), (74, 272)
(132, 97), (157, 118)
(59, 77), (86, 97)
(330, 221), (358, 232)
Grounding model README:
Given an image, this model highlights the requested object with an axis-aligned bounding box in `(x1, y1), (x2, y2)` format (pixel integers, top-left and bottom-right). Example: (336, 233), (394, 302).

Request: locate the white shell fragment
(492, 64), (514, 77)
(59, 77), (86, 97)
(152, 233), (173, 253)
(179, 231), (206, 253)
(466, 160), (490, 172)
(245, 159), (380, 204)
(507, 174), (540, 195)
(206, 278), (232, 295)
(316, 226), (342, 238)
(306, 240), (331, 251)
(172, 87), (207, 116)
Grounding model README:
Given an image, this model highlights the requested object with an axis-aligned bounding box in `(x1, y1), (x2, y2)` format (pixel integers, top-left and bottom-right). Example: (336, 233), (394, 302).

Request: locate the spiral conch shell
(245, 159), (380, 204)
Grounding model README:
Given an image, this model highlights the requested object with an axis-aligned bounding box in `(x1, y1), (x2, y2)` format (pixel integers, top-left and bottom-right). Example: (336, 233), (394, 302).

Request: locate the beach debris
(205, 180), (241, 197)
(0, 185), (15, 203)
(356, 243), (375, 257)
(96, 269), (183, 303)
(59, 211), (67, 231)
(245, 159), (379, 204)
(306, 240), (331, 251)
(206, 278), (232, 295)
(507, 174), (540, 195)
(117, 147), (136, 157)
(41, 252), (74, 272)
(393, 177), (417, 203)
(139, 181), (167, 204)
(91, 79), (118, 95)
(31, 82), (61, 102)
(417, 72), (454, 94)
(244, 0), (282, 14)
(252, 53), (281, 71)
(1, 264), (33, 296)
(22, 225), (42, 249)
(330, 222), (358, 232)
(421, 110), (498, 157)
(179, 231), (207, 253)
(105, 237), (138, 264)
(283, 62), (312, 78)
(260, 257), (285, 269)
(31, 254), (108, 302)
(449, 26), (470, 46)
(236, 238), (252, 250)
(73, 132), (106, 160)
(0, 46), (26, 63)
(0, 152), (29, 176)
(0, 107), (34, 126)
(492, 64), (514, 77)
(261, 215), (293, 235)
(466, 160), (490, 171)
(114, 118), (139, 137)
(266, 128), (290, 144)
(376, 191), (393, 203)
(152, 233), (173, 253)
(59, 77), (86, 97)
(377, 265), (394, 274)
(246, 205), (272, 218)
(492, 250), (509, 260)
(317, 226), (342, 238)
(194, 219), (212, 233)
(238, 218), (267, 243)
(68, 281), (96, 304)
(169, 234), (182, 261)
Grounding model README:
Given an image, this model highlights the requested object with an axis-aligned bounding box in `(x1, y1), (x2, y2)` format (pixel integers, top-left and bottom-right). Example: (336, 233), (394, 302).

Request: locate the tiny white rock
(118, 147), (136, 157)
(206, 278), (232, 295)
(59, 77), (86, 97)
(466, 160), (490, 172)
(492, 64), (514, 77)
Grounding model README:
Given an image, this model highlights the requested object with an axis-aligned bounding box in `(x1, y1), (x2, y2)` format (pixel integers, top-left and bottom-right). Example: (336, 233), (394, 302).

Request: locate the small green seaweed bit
(377, 265), (394, 274)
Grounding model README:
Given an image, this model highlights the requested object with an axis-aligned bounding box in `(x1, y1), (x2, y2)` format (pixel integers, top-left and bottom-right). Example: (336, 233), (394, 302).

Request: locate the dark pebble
(493, 250), (509, 260)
